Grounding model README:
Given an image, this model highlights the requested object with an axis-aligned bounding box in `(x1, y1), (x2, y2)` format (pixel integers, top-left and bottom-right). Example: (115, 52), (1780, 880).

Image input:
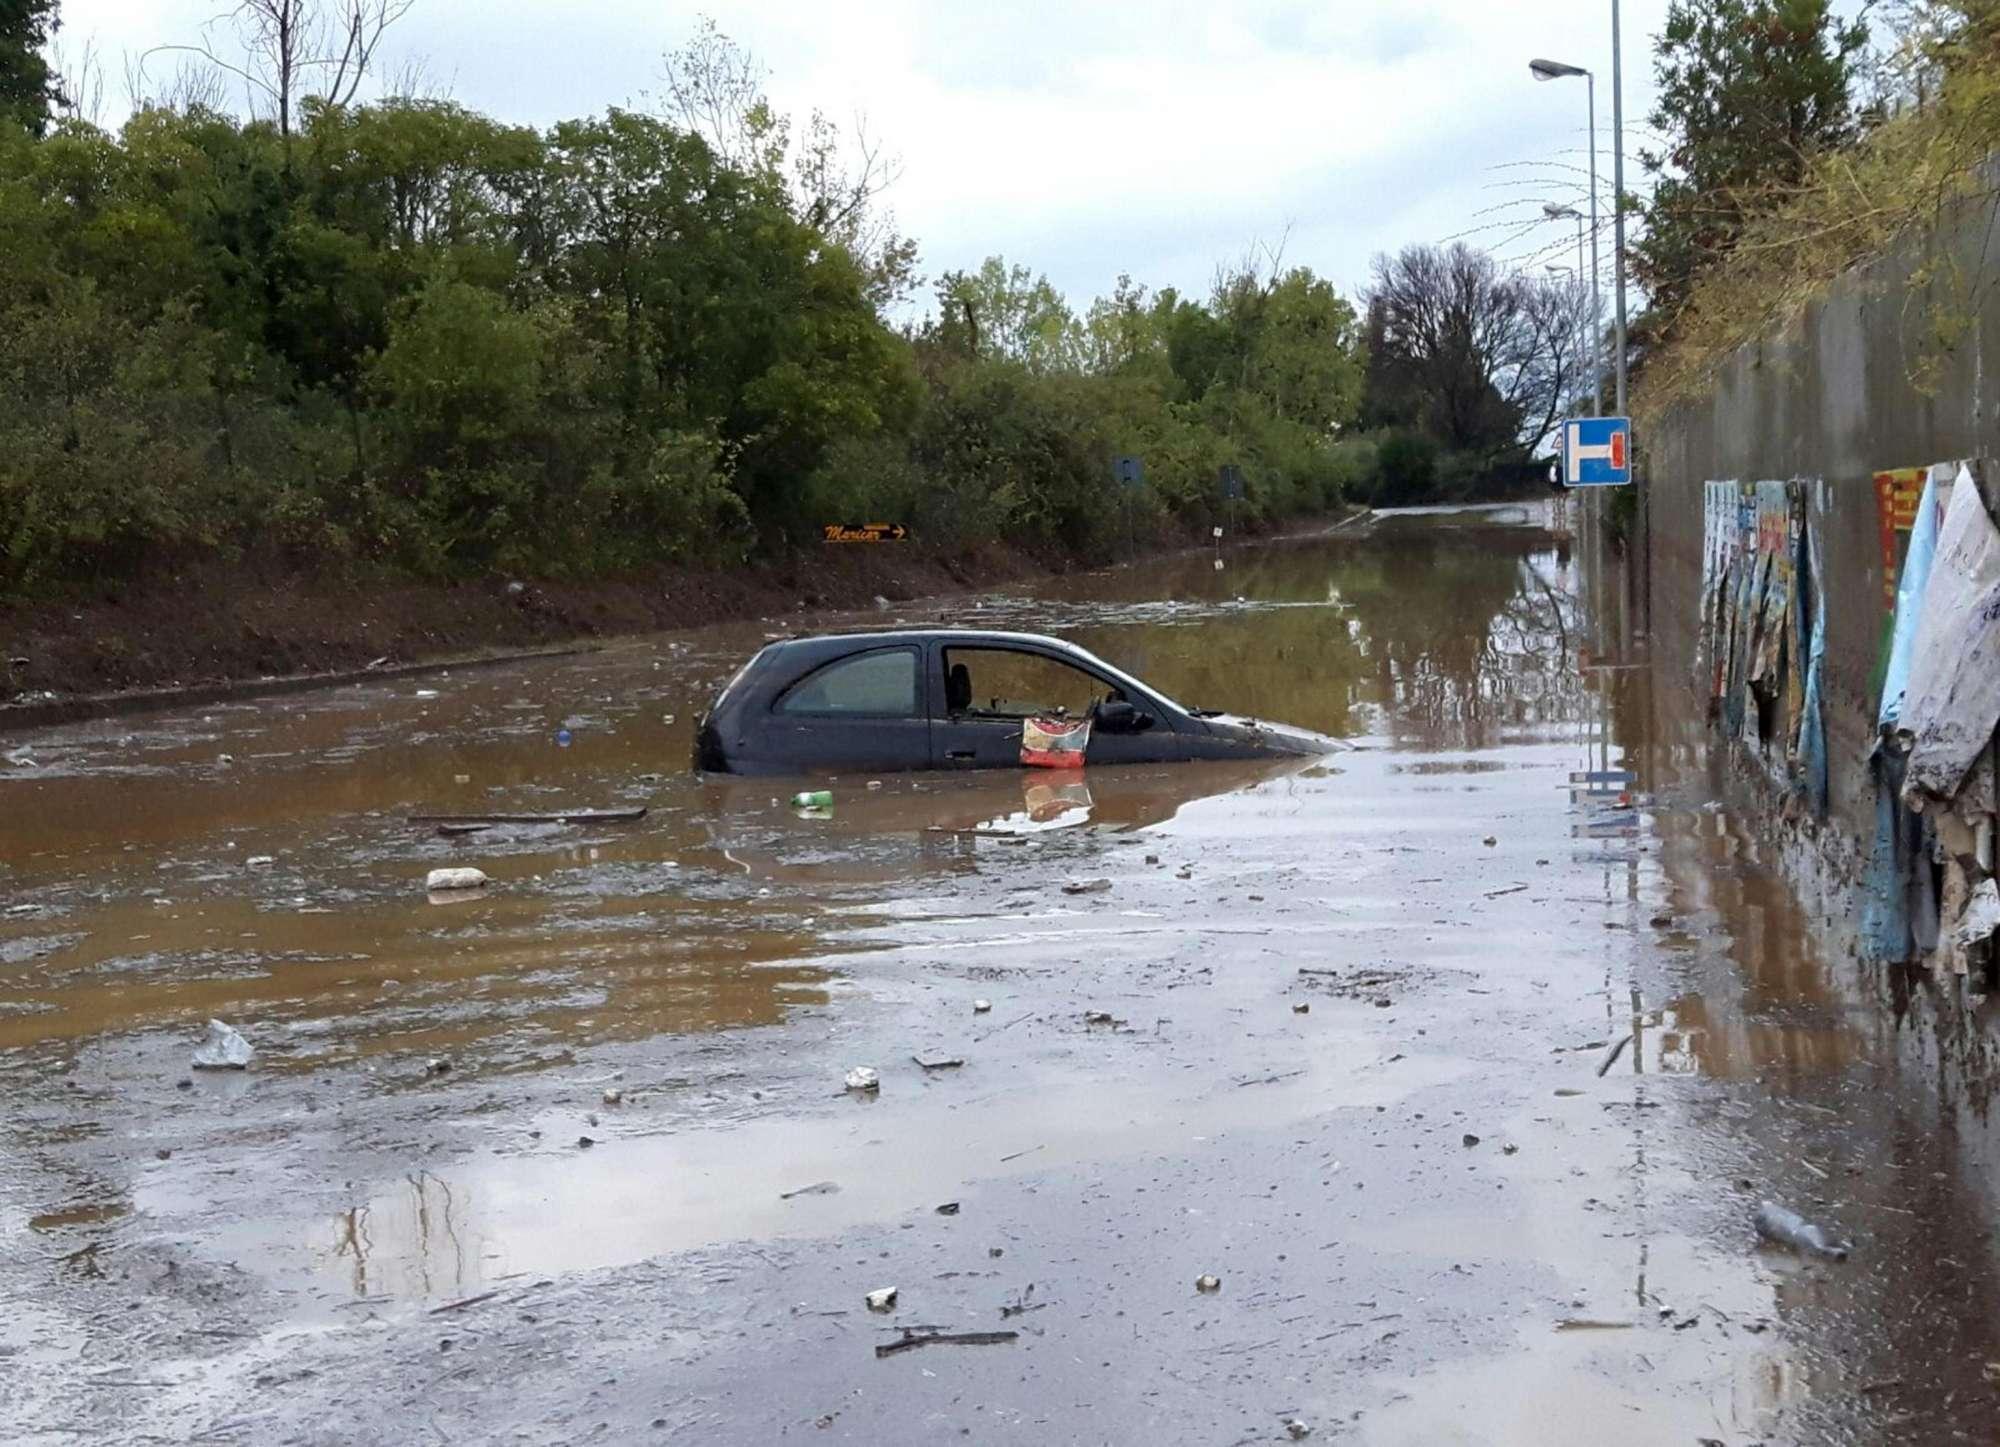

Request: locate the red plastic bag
(1021, 716), (1090, 768)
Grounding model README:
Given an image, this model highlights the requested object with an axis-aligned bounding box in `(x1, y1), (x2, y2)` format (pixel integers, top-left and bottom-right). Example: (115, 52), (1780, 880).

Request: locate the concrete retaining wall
(1644, 192), (2000, 865)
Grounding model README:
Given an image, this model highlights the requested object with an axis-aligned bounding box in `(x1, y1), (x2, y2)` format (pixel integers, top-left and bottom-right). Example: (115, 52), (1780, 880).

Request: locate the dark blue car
(693, 629), (1342, 775)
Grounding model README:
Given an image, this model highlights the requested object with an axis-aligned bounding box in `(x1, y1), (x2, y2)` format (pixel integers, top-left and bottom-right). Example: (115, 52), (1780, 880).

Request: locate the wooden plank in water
(410, 807), (649, 827)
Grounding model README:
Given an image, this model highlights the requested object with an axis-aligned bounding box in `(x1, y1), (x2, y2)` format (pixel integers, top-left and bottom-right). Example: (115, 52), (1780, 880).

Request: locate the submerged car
(693, 628), (1344, 775)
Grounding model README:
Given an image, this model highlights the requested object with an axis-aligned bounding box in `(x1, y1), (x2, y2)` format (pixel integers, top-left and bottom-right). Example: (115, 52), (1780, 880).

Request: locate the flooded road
(6, 514), (2000, 1443)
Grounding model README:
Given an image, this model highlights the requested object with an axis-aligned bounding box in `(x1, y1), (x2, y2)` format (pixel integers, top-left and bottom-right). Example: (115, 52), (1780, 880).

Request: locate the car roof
(764, 628), (1091, 654)
(752, 629), (1175, 706)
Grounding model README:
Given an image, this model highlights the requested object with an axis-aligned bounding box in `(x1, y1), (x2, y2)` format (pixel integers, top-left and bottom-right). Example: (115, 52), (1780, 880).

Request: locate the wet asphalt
(5, 515), (2000, 1444)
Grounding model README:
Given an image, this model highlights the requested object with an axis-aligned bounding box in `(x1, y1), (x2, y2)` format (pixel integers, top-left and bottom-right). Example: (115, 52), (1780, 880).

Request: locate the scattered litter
(865, 1286), (898, 1312)
(1292, 1002), (1310, 1014)
(1649, 912), (1675, 927)
(1502, 1143), (1519, 1156)
(190, 1019), (253, 1070)
(1145, 854), (1160, 865)
(1083, 1010), (1118, 1026)
(601, 1087), (623, 1106)
(1284, 1421), (1313, 1441)
(1753, 1202), (1849, 1260)
(780, 1182), (840, 1200)
(244, 855), (275, 869)
(576, 1135), (597, 1149)
(5, 903), (37, 916)
(1483, 884), (1528, 899)
(844, 1067), (881, 1093)
(424, 1057), (452, 1076)
(912, 1055), (965, 1071)
(1554, 1088), (1584, 1098)
(1596, 1036), (1632, 1076)
(1461, 1133), (1481, 1148)
(1062, 877), (1112, 896)
(791, 790), (833, 809)
(1195, 1274), (1222, 1293)
(425, 867), (489, 893)
(1001, 1284), (1040, 1317)
(866, 779), (882, 790)
(972, 999), (993, 1014)
(1555, 1318), (1634, 1332)
(415, 689), (439, 700)
(999, 1144), (1044, 1163)
(1482, 836), (1498, 847)
(875, 1329), (1017, 1358)
(935, 1201), (960, 1216)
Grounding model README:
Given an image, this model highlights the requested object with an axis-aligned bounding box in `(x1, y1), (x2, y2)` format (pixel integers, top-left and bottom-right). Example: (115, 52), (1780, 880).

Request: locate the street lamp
(1529, 55), (1615, 417)
(1544, 203), (1602, 416)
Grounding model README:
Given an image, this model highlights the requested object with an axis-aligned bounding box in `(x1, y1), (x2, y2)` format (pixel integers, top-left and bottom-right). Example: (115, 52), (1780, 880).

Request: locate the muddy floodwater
(7, 514), (2000, 1443)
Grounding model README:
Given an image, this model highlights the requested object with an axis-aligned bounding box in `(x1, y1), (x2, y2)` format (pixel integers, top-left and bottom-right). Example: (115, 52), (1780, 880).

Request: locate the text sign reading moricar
(822, 523), (910, 543)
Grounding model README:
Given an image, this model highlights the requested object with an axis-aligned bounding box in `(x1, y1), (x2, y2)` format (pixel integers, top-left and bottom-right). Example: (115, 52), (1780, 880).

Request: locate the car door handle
(947, 749), (976, 760)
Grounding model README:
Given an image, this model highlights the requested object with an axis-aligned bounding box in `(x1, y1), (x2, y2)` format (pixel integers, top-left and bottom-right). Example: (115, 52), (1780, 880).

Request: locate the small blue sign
(1562, 416), (1632, 487)
(1113, 455), (1145, 488)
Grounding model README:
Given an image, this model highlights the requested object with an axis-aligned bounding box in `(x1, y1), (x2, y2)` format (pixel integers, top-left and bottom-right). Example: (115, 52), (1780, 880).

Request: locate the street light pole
(1610, 0), (1629, 416)
(1544, 204), (1599, 416)
(1529, 57), (1604, 418)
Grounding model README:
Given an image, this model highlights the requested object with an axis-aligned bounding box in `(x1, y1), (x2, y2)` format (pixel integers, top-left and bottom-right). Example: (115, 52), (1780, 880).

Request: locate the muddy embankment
(3, 523), (1311, 729)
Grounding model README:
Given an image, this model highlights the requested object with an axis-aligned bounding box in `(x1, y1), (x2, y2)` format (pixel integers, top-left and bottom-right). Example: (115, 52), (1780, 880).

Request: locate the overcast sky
(49, 1), (1858, 313)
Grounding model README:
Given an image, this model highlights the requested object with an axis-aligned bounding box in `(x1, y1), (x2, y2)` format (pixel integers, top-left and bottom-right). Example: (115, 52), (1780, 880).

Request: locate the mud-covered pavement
(8, 516), (2000, 1444)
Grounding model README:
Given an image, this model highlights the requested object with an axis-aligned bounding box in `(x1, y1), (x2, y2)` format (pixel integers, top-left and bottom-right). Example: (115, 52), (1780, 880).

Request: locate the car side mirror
(1095, 700), (1149, 734)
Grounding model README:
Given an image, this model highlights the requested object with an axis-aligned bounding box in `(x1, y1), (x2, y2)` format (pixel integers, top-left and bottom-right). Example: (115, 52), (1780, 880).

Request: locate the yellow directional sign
(822, 523), (911, 543)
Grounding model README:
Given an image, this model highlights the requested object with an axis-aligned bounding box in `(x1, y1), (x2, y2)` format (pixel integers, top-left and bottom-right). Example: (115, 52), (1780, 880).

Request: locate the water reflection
(1, 526), (1581, 1071)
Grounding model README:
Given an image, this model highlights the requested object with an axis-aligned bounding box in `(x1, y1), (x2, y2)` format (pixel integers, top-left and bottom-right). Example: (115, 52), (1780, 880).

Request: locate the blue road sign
(1563, 415), (1632, 487)
(1113, 455), (1146, 488)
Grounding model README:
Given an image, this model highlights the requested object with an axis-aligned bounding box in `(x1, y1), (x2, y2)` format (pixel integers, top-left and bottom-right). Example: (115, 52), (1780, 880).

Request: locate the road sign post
(1562, 416), (1631, 487)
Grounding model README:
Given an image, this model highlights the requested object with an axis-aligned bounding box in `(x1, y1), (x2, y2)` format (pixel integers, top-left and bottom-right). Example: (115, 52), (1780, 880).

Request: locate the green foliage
(1635, 2), (2000, 422)
(0, 0), (59, 137)
(1637, 0), (1869, 320)
(0, 89), (1369, 596)
(1374, 431), (1439, 508)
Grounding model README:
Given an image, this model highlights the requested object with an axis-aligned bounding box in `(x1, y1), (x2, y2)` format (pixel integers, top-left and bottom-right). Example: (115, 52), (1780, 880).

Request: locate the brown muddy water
(5, 513), (2000, 1444)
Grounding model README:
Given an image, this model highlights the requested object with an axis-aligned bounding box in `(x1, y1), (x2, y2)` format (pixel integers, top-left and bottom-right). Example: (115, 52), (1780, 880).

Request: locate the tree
(1636, 0), (1869, 319)
(1365, 242), (1577, 459)
(0, 0), (62, 136)
(154, 0), (412, 150)
(931, 258), (1083, 373)
(658, 17), (916, 305)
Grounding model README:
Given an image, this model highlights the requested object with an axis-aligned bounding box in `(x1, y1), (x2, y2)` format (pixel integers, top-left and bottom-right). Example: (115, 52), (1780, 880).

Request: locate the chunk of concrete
(191, 1019), (253, 1070)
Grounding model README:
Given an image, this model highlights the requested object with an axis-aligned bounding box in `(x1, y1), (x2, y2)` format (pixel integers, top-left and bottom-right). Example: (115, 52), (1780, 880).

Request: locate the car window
(942, 648), (1113, 719)
(776, 648), (919, 716)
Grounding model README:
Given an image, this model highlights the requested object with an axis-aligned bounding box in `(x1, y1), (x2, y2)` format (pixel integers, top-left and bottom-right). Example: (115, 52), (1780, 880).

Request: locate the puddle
(27, 1203), (128, 1232)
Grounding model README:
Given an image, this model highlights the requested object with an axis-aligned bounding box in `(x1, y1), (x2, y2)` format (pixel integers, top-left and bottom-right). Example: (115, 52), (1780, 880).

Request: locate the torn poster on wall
(1698, 479), (1822, 797)
(1861, 460), (2000, 973)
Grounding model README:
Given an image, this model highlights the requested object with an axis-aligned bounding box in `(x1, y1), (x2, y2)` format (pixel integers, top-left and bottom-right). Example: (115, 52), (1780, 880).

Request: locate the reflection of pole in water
(407, 1169), (471, 1297)
(334, 1203), (374, 1298)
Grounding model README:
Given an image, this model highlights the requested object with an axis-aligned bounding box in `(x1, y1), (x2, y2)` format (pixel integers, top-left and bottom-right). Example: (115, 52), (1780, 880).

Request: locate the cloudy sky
(47, 1), (1852, 313)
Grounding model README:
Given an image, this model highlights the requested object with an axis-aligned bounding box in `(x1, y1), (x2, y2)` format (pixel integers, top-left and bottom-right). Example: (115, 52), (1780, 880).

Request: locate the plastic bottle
(1754, 1201), (1848, 1259)
(791, 790), (833, 808)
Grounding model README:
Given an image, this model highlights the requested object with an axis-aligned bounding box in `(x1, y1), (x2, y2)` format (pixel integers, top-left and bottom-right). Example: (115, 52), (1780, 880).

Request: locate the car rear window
(776, 647), (919, 716)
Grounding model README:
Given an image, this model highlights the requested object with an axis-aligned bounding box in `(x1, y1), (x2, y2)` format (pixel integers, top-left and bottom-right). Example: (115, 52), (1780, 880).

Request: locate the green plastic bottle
(791, 790), (833, 808)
